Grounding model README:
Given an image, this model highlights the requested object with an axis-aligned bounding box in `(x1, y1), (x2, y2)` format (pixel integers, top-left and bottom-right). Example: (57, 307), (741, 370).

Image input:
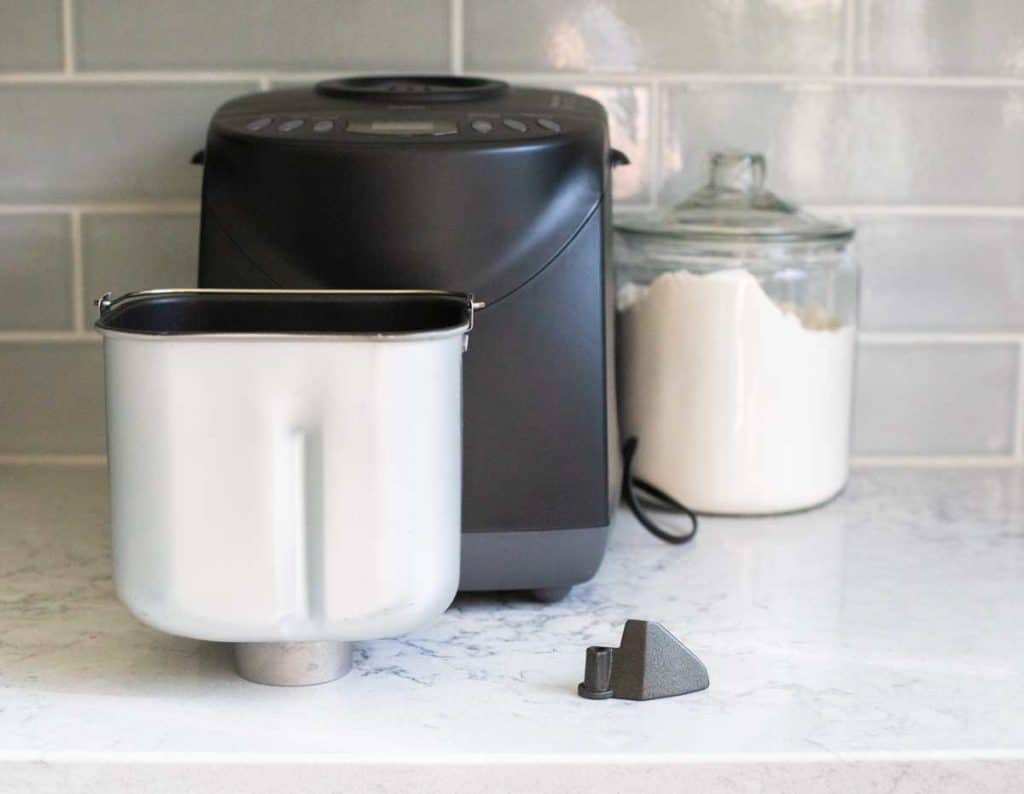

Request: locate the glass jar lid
(616, 152), (854, 243)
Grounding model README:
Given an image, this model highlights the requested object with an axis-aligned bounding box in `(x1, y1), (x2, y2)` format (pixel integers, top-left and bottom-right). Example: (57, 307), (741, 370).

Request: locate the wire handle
(622, 437), (698, 545)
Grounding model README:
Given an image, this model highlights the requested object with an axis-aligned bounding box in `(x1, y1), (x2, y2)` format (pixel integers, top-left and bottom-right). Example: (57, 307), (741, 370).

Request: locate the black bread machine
(197, 75), (620, 600)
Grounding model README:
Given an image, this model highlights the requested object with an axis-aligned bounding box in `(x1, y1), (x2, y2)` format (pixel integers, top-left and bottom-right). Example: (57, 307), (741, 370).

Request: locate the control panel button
(312, 120), (334, 132)
(471, 119), (493, 134)
(246, 117), (272, 131)
(537, 118), (561, 133)
(278, 119), (304, 132)
(502, 119), (527, 133)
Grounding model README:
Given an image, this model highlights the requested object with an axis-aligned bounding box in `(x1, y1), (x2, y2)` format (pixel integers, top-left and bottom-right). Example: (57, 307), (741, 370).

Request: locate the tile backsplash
(464, 0), (846, 74)
(1, 0), (1022, 463)
(74, 0), (451, 71)
(659, 84), (1024, 205)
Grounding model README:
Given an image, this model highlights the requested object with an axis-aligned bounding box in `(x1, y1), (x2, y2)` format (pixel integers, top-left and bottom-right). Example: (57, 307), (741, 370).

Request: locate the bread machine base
(460, 525), (610, 598)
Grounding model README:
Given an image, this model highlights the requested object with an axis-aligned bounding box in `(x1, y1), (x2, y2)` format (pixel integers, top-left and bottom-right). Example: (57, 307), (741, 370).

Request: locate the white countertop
(1, 464), (1022, 792)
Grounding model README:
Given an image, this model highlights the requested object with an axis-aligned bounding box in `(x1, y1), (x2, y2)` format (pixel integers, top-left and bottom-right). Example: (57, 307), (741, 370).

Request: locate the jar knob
(708, 152), (766, 194)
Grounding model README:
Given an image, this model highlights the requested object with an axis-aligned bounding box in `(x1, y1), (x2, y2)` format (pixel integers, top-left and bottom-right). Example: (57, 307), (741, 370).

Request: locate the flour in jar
(617, 268), (855, 514)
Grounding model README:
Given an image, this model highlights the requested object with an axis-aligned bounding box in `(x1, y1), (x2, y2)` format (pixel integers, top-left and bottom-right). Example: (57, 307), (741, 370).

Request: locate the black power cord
(622, 437), (698, 545)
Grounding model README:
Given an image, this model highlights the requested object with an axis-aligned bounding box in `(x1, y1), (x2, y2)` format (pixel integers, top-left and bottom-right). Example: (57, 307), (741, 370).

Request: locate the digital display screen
(347, 120), (457, 136)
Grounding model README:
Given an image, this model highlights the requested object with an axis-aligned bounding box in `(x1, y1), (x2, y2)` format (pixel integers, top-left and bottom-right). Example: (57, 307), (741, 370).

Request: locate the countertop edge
(3, 750), (1024, 763)
(3, 751), (1022, 794)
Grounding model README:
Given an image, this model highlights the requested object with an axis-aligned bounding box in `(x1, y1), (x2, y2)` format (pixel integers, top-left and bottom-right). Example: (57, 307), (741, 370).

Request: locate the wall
(0, 0), (1022, 463)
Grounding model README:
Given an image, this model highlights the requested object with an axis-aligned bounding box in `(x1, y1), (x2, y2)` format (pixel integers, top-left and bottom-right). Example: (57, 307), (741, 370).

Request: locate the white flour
(618, 269), (855, 514)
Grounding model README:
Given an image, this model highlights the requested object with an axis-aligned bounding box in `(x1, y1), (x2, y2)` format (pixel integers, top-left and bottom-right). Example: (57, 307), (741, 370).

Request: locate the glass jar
(615, 152), (857, 515)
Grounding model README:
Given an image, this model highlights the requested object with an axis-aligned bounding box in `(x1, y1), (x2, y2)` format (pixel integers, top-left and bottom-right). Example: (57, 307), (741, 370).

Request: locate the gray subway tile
(0, 83), (255, 202)
(853, 343), (1019, 456)
(659, 84), (846, 205)
(0, 215), (72, 330)
(0, 342), (105, 455)
(76, 0), (449, 71)
(0, 1), (62, 72)
(82, 213), (199, 322)
(856, 0), (1024, 77)
(465, 0), (845, 74)
(858, 216), (1024, 333)
(844, 87), (1024, 204)
(659, 84), (1024, 205)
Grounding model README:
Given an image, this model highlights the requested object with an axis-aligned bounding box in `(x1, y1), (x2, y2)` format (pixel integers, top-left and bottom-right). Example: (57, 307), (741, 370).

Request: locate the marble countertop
(1, 464), (1022, 792)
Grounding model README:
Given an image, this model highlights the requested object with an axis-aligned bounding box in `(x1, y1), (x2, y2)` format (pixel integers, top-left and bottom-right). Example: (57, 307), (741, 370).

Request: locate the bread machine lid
(315, 75), (509, 103)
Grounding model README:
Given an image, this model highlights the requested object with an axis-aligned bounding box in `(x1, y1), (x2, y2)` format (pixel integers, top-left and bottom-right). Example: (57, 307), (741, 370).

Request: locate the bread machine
(196, 75), (621, 600)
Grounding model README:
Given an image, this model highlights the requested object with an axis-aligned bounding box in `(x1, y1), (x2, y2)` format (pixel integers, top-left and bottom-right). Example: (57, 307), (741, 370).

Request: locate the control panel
(226, 113), (566, 142)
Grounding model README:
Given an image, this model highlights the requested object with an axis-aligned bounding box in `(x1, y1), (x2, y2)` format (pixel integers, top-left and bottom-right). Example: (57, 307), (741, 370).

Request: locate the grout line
(850, 455), (1021, 468)
(1015, 341), (1024, 461)
(0, 201), (200, 215)
(0, 454), (105, 466)
(263, 70), (359, 83)
(60, 0), (74, 74)
(0, 205), (72, 215)
(0, 72), (266, 85)
(807, 204), (1024, 217)
(835, 74), (1024, 88)
(464, 71), (1024, 89)
(616, 199), (657, 214)
(69, 210), (84, 332)
(449, 0), (464, 74)
(843, 0), (856, 77)
(0, 331), (97, 342)
(3, 70), (1024, 88)
(3, 202), (1022, 219)
(859, 332), (1024, 345)
(353, 72), (1024, 88)
(0, 454), (1014, 469)
(648, 77), (660, 207)
(485, 71), (794, 87)
(0, 330), (1018, 345)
